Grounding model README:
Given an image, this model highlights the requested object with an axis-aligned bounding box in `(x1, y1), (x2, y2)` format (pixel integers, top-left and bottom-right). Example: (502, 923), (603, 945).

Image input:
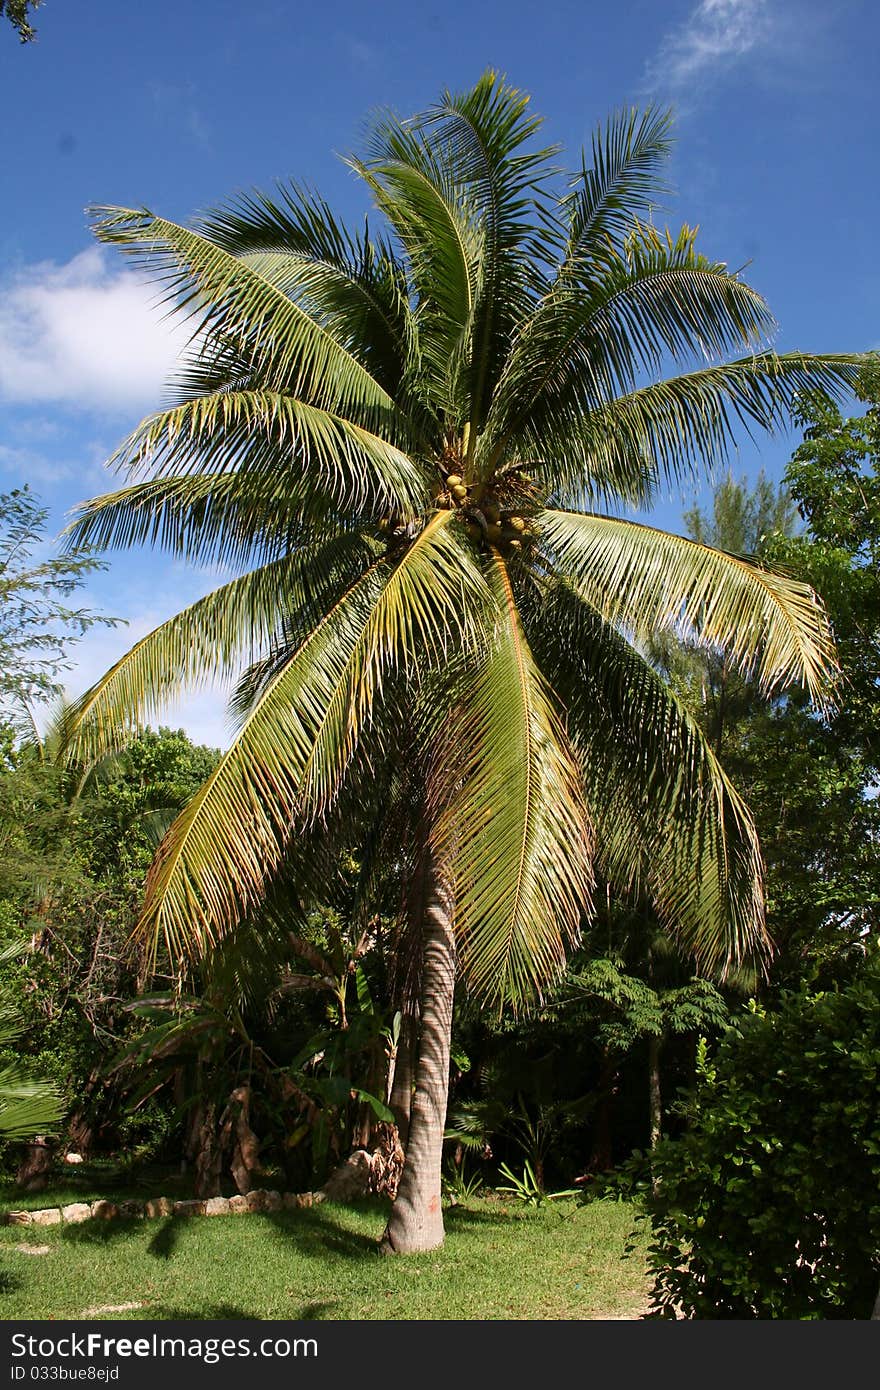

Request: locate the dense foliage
(645, 964), (880, 1318)
(0, 725), (218, 1154)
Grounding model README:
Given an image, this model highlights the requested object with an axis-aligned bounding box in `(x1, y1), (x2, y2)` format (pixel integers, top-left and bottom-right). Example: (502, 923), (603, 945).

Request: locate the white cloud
(645, 0), (774, 98)
(0, 248), (188, 414)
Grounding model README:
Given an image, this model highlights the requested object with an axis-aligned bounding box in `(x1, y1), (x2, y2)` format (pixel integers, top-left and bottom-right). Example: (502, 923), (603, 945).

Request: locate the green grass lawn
(0, 1195), (651, 1321)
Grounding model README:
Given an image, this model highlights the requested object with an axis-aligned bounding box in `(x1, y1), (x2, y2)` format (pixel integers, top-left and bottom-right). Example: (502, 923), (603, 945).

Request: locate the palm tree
(61, 74), (862, 1253)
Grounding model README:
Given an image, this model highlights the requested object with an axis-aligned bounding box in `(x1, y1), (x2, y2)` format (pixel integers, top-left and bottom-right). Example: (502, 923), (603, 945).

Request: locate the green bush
(645, 964), (880, 1318)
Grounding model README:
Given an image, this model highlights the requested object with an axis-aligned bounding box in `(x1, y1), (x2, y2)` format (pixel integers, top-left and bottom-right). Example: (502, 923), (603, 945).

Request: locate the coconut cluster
(439, 471), (530, 553)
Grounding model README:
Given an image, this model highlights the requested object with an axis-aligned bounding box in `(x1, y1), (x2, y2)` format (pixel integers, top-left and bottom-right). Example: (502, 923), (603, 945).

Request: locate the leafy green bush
(645, 964), (880, 1318)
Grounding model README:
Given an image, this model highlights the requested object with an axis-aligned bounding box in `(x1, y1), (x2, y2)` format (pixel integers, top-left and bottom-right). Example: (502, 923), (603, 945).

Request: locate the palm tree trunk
(380, 839), (454, 1254)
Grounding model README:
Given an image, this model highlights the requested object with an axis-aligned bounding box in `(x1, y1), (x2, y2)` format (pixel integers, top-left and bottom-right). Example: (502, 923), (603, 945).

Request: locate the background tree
(0, 487), (117, 738)
(662, 369), (880, 986)
(60, 75), (862, 1252)
(0, 726), (219, 1157)
(0, 0), (40, 42)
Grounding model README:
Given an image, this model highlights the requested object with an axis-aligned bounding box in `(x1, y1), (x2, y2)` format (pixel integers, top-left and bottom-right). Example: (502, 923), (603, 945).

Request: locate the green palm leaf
(431, 553), (593, 1007)
(195, 183), (413, 396)
(0, 944), (63, 1139)
(85, 389), (426, 520)
(72, 77), (865, 1020)
(90, 205), (403, 430)
(531, 352), (866, 502)
(539, 507), (836, 702)
(484, 225), (778, 467)
(560, 107), (674, 273)
(413, 72), (558, 457)
(57, 531), (376, 765)
(530, 584), (767, 975)
(64, 471), (335, 572)
(350, 135), (481, 412)
(138, 511), (490, 960)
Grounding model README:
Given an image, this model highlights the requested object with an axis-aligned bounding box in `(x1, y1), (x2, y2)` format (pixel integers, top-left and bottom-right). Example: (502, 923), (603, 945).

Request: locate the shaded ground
(0, 1195), (651, 1321)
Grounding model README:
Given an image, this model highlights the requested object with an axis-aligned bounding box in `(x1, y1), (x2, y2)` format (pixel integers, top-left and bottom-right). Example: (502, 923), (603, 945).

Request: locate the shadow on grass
(260, 1195), (529, 1263)
(0, 1165), (198, 1212)
(126, 1305), (262, 1321)
(147, 1218), (181, 1261)
(443, 1201), (529, 1230)
(262, 1204), (383, 1262)
(0, 1269), (22, 1295)
(296, 1301), (343, 1320)
(60, 1217), (148, 1246)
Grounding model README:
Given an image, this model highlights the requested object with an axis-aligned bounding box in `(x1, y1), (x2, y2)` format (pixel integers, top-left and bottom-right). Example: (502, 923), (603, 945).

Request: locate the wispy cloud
(644, 0), (774, 100)
(148, 80), (212, 151)
(0, 441), (98, 489)
(0, 248), (187, 414)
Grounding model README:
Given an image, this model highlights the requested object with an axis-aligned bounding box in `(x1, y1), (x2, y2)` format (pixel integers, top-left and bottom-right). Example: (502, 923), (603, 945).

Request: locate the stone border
(1, 1188), (325, 1227)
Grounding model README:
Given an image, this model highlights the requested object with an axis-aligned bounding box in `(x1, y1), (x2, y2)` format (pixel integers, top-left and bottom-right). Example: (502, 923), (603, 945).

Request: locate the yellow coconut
(445, 473), (463, 488)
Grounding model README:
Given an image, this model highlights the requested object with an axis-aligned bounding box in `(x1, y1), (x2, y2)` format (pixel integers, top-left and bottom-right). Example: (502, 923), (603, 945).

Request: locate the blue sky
(1, 0), (878, 747)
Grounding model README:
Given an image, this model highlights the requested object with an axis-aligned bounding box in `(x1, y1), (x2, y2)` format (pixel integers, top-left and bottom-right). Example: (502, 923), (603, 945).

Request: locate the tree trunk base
(379, 1196), (445, 1255)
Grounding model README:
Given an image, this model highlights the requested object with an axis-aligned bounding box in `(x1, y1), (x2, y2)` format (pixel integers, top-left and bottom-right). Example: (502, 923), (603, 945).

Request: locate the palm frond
(137, 512), (491, 961)
(392, 71), (558, 455)
(90, 206), (403, 430)
(484, 225), (780, 467)
(431, 552), (593, 1008)
(63, 472), (335, 572)
(57, 531), (375, 766)
(79, 389), (427, 521)
(531, 352), (867, 501)
(349, 138), (481, 415)
(539, 507), (837, 702)
(0, 1068), (64, 1140)
(194, 182), (413, 392)
(529, 583), (768, 976)
(561, 107), (674, 273)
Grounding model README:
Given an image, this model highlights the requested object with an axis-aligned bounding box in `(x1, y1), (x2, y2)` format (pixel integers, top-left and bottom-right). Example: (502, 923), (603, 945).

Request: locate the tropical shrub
(645, 964), (880, 1318)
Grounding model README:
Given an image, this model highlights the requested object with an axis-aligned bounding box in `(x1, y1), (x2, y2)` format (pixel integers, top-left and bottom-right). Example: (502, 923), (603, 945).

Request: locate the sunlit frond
(194, 181), (413, 396)
(431, 553), (593, 1007)
(531, 352), (866, 501)
(57, 531), (376, 766)
(406, 71), (559, 454)
(560, 107), (674, 273)
(63, 472), (334, 572)
(349, 134), (481, 412)
(90, 205), (402, 429)
(539, 507), (837, 702)
(82, 389), (427, 520)
(483, 227), (779, 468)
(138, 512), (491, 961)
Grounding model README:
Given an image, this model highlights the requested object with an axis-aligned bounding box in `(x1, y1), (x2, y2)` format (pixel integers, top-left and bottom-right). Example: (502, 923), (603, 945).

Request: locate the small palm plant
(61, 73), (862, 1251)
